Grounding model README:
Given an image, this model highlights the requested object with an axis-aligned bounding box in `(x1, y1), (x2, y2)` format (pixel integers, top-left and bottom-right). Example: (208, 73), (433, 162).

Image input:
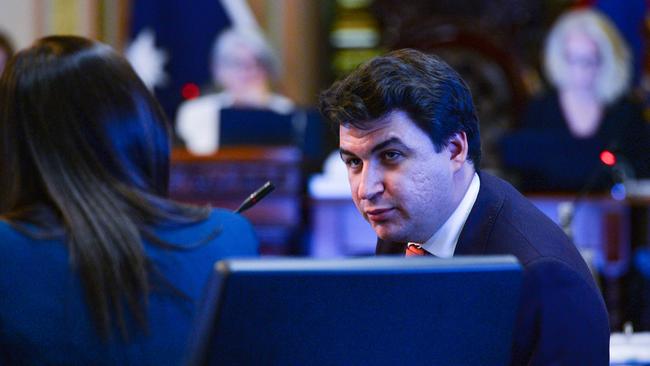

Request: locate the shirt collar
(421, 173), (481, 258)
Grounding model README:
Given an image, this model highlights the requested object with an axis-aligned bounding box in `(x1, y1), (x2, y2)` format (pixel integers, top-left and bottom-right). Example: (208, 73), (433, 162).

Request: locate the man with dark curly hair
(320, 48), (609, 365)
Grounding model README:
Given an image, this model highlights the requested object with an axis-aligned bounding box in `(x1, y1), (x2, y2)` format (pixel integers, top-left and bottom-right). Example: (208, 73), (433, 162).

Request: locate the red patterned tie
(405, 243), (428, 256)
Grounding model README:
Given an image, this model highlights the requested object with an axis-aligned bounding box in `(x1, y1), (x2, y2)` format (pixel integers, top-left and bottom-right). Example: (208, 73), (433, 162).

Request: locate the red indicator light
(600, 150), (616, 166)
(181, 83), (200, 100)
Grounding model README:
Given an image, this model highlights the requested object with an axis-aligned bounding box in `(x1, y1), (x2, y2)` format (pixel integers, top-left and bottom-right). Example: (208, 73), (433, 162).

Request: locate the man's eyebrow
(370, 137), (409, 154)
(339, 137), (410, 158)
(339, 148), (356, 157)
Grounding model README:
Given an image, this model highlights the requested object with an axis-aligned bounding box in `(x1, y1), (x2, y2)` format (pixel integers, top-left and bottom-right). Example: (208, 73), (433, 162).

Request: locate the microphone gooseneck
(235, 181), (275, 214)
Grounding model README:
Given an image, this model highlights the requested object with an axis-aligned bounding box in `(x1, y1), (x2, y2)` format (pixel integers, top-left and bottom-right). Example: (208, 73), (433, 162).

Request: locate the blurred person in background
(501, 8), (650, 192)
(176, 27), (294, 155)
(0, 31), (14, 75)
(0, 36), (258, 364)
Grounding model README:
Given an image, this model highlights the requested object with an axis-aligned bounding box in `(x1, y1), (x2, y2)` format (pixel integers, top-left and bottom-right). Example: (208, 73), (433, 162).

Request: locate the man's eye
(345, 158), (361, 168)
(382, 150), (402, 161)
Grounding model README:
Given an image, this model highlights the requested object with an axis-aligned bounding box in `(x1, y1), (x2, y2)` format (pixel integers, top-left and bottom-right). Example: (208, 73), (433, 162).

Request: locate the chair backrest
(187, 256), (523, 366)
(219, 108), (296, 146)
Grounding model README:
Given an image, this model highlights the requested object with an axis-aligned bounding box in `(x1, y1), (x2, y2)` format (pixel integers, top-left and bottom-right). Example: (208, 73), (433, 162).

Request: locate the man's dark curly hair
(319, 48), (481, 167)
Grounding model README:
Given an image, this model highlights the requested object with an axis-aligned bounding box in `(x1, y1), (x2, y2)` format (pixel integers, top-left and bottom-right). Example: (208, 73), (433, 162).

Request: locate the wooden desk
(170, 146), (303, 254)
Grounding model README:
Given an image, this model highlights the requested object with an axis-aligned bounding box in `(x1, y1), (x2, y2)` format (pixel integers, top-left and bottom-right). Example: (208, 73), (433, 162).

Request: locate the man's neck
(420, 170), (481, 257)
(452, 164), (476, 209)
(412, 164), (474, 244)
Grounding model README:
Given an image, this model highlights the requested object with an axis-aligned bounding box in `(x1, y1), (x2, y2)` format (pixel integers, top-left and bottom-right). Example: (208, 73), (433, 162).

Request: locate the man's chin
(373, 225), (406, 243)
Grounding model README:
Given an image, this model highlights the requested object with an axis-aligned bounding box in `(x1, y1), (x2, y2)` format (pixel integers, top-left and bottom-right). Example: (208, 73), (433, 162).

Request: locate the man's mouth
(365, 207), (395, 222)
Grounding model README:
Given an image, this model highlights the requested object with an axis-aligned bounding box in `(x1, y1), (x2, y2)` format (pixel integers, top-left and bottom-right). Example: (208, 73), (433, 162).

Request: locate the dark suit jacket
(377, 172), (610, 365)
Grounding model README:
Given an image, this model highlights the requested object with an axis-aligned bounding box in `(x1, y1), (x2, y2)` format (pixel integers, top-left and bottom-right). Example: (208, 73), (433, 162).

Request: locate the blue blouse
(0, 208), (258, 365)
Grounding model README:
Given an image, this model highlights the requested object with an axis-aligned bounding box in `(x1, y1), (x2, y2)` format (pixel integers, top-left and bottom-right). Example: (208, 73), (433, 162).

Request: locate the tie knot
(405, 243), (427, 257)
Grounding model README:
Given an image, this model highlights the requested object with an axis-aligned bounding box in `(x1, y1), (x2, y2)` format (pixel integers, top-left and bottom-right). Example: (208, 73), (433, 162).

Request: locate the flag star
(125, 28), (169, 91)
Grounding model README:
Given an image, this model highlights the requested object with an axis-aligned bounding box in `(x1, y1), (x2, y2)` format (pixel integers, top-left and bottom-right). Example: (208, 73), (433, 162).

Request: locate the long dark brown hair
(0, 36), (211, 339)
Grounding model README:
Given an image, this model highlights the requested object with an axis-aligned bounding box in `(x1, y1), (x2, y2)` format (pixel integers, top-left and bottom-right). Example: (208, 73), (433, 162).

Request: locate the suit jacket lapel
(375, 238), (406, 255)
(455, 172), (505, 255)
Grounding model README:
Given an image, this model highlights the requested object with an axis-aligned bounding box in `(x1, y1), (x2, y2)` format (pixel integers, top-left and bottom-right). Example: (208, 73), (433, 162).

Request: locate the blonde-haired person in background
(176, 27), (294, 155)
(0, 31), (14, 76)
(545, 7), (630, 107)
(502, 8), (650, 192)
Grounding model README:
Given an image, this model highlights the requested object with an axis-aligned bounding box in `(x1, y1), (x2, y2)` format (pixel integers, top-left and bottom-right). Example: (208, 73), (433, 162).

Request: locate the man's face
(339, 110), (462, 244)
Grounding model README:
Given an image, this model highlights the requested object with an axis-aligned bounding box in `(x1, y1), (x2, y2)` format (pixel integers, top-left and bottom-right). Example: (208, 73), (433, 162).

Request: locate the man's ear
(447, 131), (468, 171)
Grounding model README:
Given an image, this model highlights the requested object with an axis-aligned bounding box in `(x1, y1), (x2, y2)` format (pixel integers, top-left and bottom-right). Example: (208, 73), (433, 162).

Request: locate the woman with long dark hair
(0, 36), (258, 364)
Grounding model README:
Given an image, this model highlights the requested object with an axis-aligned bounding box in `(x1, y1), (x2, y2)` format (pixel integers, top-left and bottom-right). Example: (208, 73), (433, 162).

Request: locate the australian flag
(126, 0), (231, 124)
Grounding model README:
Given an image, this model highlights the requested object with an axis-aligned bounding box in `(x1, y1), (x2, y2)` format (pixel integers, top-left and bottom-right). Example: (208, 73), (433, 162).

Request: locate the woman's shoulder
(608, 93), (644, 114)
(520, 90), (562, 128)
(0, 219), (69, 282)
(0, 219), (36, 248)
(206, 207), (255, 232)
(602, 94), (647, 132)
(268, 93), (295, 114)
(156, 207), (259, 256)
(212, 208), (259, 256)
(0, 220), (20, 255)
(205, 208), (258, 251)
(526, 90), (559, 110)
(176, 93), (222, 125)
(177, 93), (223, 111)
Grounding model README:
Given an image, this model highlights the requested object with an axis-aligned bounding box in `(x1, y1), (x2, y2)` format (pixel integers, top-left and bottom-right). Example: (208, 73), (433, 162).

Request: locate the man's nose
(358, 165), (384, 201)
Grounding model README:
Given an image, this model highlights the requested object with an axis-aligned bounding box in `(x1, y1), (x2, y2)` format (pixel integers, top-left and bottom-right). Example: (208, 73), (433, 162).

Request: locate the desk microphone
(560, 148), (634, 239)
(235, 181), (275, 213)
